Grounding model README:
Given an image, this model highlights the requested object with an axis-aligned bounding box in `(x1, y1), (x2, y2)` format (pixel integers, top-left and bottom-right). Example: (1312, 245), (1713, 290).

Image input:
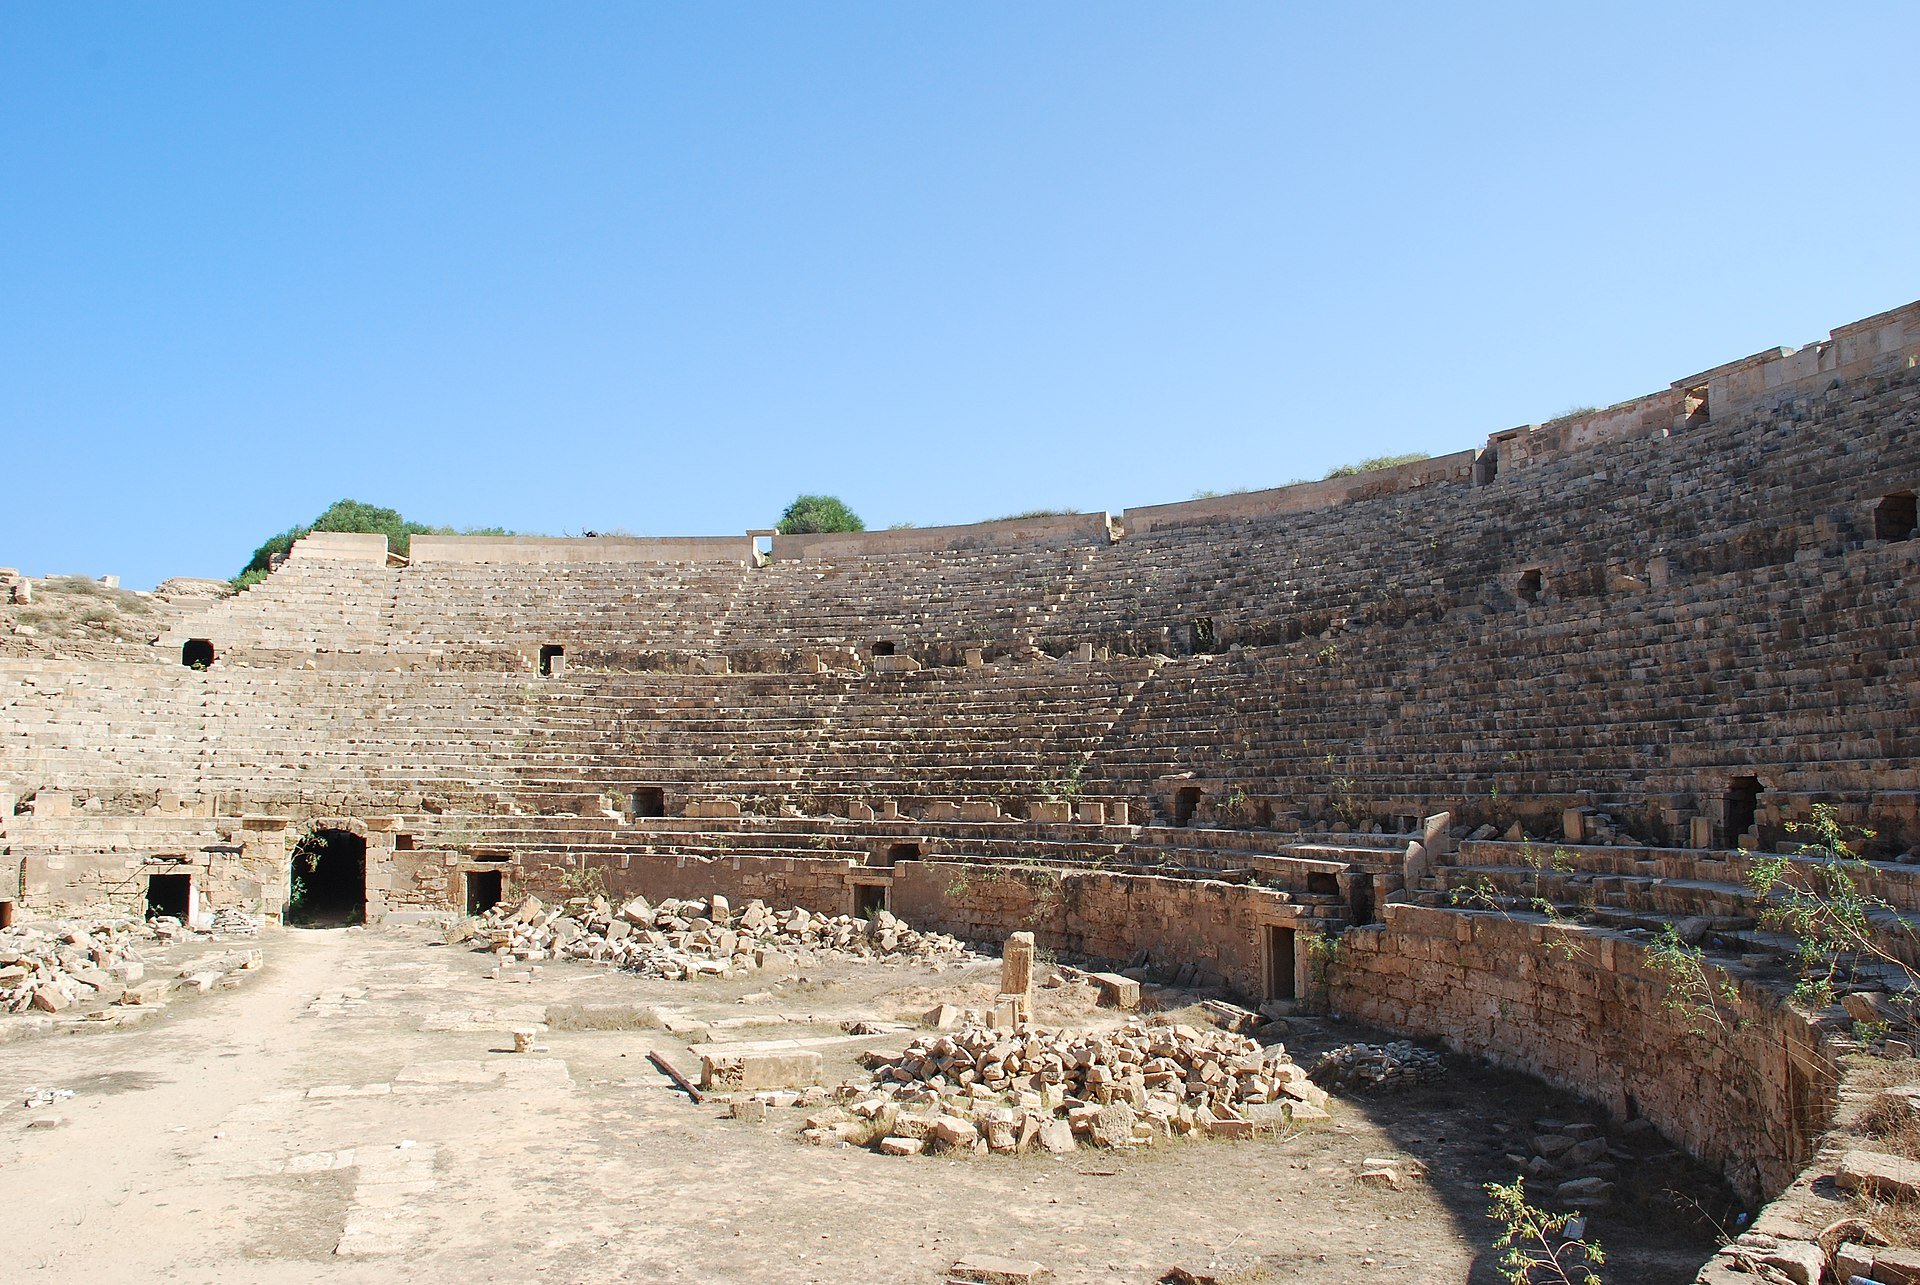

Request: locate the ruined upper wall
(1122, 451), (1481, 535)
(287, 532), (391, 562)
(770, 512), (1112, 562)
(1494, 298), (1920, 472)
(1122, 300), (1920, 533)
(407, 534), (754, 564)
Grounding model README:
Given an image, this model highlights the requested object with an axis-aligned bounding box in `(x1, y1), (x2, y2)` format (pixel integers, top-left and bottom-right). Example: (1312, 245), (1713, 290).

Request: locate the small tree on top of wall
(775, 495), (865, 535)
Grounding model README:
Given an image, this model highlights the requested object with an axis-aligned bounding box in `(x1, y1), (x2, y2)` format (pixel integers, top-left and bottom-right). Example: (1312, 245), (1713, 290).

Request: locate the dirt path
(0, 927), (1725, 1283)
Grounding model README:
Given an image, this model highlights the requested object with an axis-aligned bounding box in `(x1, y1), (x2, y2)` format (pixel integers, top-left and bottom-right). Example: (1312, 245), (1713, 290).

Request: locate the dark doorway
(1726, 777), (1763, 846)
(539, 645), (565, 677)
(1516, 569), (1543, 602)
(1188, 617), (1217, 654)
(1306, 871), (1340, 897)
(871, 640), (895, 657)
(146, 872), (191, 921)
(631, 787), (666, 818)
(1265, 925), (1297, 1002)
(1876, 493), (1917, 542)
(1350, 876), (1376, 926)
(853, 883), (887, 919)
(1174, 786), (1202, 827)
(289, 828), (367, 925)
(881, 842), (920, 868)
(0, 899), (13, 930)
(465, 869), (504, 917)
(182, 639), (215, 670)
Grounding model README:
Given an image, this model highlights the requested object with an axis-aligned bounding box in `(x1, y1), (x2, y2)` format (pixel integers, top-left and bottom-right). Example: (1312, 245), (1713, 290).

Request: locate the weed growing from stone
(1645, 924), (1744, 1038)
(1484, 1178), (1605, 1284)
(1749, 804), (1912, 1010)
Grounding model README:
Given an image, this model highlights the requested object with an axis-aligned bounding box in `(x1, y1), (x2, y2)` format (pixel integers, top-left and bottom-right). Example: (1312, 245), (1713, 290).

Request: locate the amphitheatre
(6, 297), (1920, 1283)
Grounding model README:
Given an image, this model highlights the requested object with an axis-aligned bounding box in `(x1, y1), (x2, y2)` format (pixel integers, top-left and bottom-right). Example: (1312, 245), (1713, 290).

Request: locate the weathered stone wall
(1331, 903), (1839, 1203)
(887, 861), (1308, 1000)
(408, 534), (754, 564)
(586, 853), (868, 916)
(770, 512), (1112, 562)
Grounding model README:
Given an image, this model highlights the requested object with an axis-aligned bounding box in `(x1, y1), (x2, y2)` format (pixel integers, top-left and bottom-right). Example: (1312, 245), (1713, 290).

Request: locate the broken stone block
(924, 1003), (963, 1030)
(1090, 1101), (1136, 1148)
(1870, 1247), (1920, 1285)
(1837, 1148), (1920, 1201)
(947, 1255), (1053, 1284)
(1553, 1176), (1613, 1205)
(1037, 1118), (1076, 1154)
(1001, 932), (1035, 1003)
(1089, 972), (1140, 1010)
(931, 1114), (979, 1148)
(876, 1136), (923, 1156)
(729, 1097), (768, 1123)
(1755, 1239), (1824, 1285)
(698, 1050), (822, 1091)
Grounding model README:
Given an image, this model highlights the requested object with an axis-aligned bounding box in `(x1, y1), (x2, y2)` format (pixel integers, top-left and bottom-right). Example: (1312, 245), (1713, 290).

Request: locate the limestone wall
(770, 512), (1111, 562)
(407, 534), (754, 564)
(886, 861), (1309, 998)
(1331, 903), (1838, 1203)
(1120, 450), (1481, 535)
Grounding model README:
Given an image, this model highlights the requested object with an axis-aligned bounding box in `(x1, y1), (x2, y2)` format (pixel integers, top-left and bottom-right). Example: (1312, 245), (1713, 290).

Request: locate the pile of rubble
(1308, 1041), (1446, 1094)
(471, 894), (973, 980)
(0, 918), (153, 1014)
(819, 1016), (1330, 1156)
(208, 908), (260, 937)
(1509, 1117), (1631, 1209)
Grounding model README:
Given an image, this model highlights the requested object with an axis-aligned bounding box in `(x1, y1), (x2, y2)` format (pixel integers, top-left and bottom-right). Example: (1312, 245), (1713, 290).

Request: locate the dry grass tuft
(543, 1003), (661, 1031)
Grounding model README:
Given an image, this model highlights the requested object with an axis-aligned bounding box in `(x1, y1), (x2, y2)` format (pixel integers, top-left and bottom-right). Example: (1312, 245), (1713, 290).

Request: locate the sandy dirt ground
(0, 925), (1730, 1283)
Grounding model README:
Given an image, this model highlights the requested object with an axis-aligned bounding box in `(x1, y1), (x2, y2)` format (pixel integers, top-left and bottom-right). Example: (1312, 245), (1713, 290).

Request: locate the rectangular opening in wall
(871, 640), (895, 657)
(1174, 786), (1201, 827)
(1350, 876), (1376, 926)
(1726, 776), (1763, 845)
(1188, 617), (1217, 655)
(0, 899), (13, 930)
(630, 787), (666, 818)
(395, 833), (415, 851)
(146, 872), (191, 921)
(1876, 492), (1917, 542)
(1306, 872), (1340, 897)
(852, 883), (887, 919)
(1683, 384), (1710, 426)
(1517, 568), (1543, 602)
(465, 869), (504, 917)
(1264, 925), (1297, 1002)
(881, 842), (920, 867)
(539, 645), (565, 677)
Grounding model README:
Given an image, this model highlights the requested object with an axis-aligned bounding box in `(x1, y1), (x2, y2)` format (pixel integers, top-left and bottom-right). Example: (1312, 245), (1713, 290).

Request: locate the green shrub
(233, 500), (529, 588)
(776, 494), (864, 535)
(1323, 453), (1427, 480)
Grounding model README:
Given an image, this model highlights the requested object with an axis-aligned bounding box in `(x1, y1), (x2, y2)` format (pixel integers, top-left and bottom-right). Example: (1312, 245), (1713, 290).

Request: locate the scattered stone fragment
(1, 917), (157, 1016)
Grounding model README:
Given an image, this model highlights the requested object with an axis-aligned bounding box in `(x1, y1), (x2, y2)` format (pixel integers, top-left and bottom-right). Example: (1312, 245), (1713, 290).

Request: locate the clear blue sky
(4, 4), (1916, 588)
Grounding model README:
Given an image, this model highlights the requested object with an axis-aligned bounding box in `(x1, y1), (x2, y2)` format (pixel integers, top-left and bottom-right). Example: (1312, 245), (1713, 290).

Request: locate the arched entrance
(289, 826), (367, 925)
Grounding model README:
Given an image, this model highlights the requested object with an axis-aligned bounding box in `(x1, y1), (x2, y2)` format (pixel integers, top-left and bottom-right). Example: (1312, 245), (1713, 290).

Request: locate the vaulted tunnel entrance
(289, 827), (367, 926)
